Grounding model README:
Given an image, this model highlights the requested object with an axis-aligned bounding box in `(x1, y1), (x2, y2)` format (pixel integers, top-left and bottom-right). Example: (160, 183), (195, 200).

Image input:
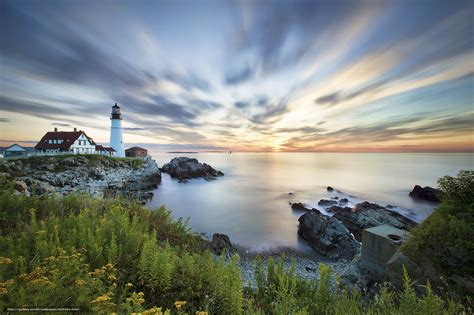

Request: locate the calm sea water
(148, 153), (473, 251)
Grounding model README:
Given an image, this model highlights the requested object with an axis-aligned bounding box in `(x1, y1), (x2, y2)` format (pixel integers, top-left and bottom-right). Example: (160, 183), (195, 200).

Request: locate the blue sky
(0, 0), (473, 152)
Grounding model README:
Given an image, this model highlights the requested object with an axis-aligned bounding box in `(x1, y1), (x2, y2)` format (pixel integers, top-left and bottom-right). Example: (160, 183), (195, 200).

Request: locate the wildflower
(0, 288), (7, 295)
(91, 292), (113, 304)
(88, 268), (105, 276)
(174, 301), (187, 309)
(138, 292), (145, 297)
(75, 279), (86, 287)
(0, 257), (13, 265)
(107, 275), (117, 281)
(44, 256), (57, 262)
(104, 263), (114, 270)
(195, 312), (208, 315)
(125, 282), (133, 288)
(142, 307), (163, 315)
(0, 279), (14, 288)
(28, 276), (51, 286)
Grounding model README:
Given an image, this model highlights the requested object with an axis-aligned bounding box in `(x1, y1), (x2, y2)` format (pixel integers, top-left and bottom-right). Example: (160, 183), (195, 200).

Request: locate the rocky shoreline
(0, 155), (162, 204)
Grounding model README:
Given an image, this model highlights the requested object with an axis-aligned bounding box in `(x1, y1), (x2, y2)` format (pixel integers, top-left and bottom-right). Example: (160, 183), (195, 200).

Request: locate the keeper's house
(35, 128), (116, 156)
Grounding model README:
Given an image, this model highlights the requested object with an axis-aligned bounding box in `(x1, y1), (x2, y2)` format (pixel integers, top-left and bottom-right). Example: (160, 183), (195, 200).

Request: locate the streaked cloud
(0, 0), (473, 152)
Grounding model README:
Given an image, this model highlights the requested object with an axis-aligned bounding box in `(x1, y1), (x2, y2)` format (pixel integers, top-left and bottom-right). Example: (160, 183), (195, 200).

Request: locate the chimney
(54, 127), (58, 132)
(74, 127), (77, 132)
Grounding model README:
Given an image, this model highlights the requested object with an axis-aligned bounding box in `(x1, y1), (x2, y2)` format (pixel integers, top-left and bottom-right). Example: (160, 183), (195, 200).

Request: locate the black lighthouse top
(111, 102), (122, 120)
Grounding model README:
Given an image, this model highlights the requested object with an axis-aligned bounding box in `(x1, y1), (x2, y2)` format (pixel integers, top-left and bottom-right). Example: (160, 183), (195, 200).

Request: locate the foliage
(0, 174), (469, 314)
(404, 170), (474, 276)
(247, 256), (466, 314)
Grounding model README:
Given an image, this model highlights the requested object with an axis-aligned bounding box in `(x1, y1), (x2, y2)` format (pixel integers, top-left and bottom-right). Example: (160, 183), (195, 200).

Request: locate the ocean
(147, 152), (473, 252)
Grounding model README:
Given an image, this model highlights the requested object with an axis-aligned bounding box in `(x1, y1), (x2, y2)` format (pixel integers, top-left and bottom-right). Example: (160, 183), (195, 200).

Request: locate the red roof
(35, 131), (91, 150)
(95, 145), (105, 151)
(104, 147), (116, 152)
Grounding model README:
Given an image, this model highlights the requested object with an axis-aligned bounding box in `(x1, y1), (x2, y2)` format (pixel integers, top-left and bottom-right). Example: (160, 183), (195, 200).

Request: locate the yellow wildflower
(44, 256), (57, 262)
(91, 292), (113, 304)
(141, 307), (163, 315)
(174, 301), (187, 309)
(88, 268), (105, 276)
(195, 312), (208, 315)
(28, 276), (51, 286)
(0, 279), (14, 288)
(125, 282), (133, 288)
(75, 279), (86, 287)
(107, 275), (117, 281)
(0, 287), (7, 295)
(138, 292), (145, 297)
(19, 267), (46, 282)
(0, 257), (13, 265)
(104, 263), (114, 270)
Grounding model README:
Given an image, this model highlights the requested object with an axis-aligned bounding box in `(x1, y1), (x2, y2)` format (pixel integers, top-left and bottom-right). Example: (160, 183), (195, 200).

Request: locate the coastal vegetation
(404, 170), (474, 279)
(0, 173), (471, 314)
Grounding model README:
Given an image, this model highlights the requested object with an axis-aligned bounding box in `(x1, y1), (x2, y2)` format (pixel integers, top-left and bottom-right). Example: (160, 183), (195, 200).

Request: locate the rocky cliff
(0, 155), (161, 203)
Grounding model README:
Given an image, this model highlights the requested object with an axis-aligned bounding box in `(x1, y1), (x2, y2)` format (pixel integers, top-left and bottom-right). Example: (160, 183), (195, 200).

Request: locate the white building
(4, 144), (28, 157)
(34, 127), (116, 156)
(109, 103), (125, 157)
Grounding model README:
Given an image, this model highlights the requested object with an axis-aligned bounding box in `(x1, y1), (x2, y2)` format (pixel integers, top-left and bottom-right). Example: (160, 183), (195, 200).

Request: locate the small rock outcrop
(298, 210), (359, 260)
(291, 202), (311, 211)
(326, 205), (352, 213)
(318, 199), (338, 206)
(161, 157), (224, 181)
(333, 202), (417, 241)
(409, 185), (441, 202)
(210, 233), (233, 255)
(327, 186), (334, 192)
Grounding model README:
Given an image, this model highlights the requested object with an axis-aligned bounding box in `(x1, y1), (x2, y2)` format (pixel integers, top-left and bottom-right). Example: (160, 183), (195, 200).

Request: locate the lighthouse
(109, 103), (125, 157)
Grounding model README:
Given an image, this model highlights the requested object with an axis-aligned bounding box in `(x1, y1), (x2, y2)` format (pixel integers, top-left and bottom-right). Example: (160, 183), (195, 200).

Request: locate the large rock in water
(298, 210), (359, 260)
(409, 185), (441, 202)
(161, 157), (224, 181)
(333, 202), (416, 241)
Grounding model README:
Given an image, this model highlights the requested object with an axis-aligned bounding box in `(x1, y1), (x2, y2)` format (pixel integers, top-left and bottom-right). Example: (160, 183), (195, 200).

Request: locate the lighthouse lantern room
(109, 103), (125, 157)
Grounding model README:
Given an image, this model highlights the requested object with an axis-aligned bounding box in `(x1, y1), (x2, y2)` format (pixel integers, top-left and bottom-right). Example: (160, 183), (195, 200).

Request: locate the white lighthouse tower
(109, 103), (125, 157)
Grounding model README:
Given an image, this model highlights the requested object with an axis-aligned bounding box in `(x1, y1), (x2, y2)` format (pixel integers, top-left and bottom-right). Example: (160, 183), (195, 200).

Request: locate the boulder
(161, 157), (224, 181)
(318, 199), (338, 206)
(210, 233), (233, 255)
(327, 186), (334, 192)
(409, 185), (441, 202)
(13, 180), (28, 192)
(326, 205), (352, 213)
(298, 210), (359, 260)
(333, 201), (416, 241)
(338, 198), (348, 205)
(291, 202), (312, 211)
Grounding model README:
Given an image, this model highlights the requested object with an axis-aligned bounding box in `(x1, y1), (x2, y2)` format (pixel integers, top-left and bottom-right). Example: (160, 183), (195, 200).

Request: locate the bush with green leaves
(404, 170), (474, 276)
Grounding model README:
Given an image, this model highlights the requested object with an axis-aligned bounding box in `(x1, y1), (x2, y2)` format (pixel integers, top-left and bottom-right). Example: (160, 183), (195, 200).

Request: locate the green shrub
(404, 170), (474, 276)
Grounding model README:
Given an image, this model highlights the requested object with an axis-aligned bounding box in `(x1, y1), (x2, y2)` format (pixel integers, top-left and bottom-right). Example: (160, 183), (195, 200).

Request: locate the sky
(0, 0), (473, 152)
